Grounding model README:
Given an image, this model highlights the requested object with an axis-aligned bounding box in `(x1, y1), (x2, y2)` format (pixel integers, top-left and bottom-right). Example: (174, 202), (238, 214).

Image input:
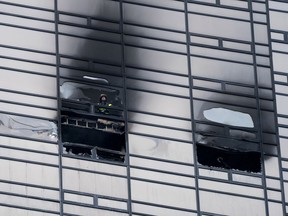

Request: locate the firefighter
(98, 94), (111, 114)
(99, 94), (107, 105)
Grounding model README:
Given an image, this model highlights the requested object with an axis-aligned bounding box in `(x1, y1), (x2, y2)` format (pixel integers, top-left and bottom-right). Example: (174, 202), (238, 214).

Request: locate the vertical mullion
(184, 1), (201, 215)
(248, 0), (269, 215)
(266, 0), (287, 215)
(119, 1), (132, 215)
(54, 0), (64, 215)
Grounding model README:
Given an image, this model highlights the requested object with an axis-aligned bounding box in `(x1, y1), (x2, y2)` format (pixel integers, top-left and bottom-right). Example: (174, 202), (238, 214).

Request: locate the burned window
(196, 108), (261, 172)
(59, 78), (126, 162)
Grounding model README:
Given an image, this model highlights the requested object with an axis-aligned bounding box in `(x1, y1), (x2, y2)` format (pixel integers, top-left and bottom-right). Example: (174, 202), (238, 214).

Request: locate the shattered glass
(0, 113), (57, 141)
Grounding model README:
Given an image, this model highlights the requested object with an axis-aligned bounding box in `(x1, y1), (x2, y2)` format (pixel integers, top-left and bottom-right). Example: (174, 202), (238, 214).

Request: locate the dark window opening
(60, 80), (126, 162)
(61, 114), (125, 162)
(196, 108), (261, 172)
(196, 138), (261, 173)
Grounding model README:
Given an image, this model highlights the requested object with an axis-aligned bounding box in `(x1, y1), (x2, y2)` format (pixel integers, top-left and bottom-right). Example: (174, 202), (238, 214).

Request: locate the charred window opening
(60, 79), (126, 162)
(196, 108), (261, 172)
(61, 114), (125, 162)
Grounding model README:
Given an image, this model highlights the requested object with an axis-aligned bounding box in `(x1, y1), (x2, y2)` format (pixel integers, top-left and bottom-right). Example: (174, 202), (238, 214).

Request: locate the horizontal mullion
(190, 32), (252, 45)
(124, 32), (186, 46)
(199, 187), (265, 201)
(63, 201), (128, 214)
(0, 144), (58, 157)
(130, 176), (195, 190)
(123, 0), (185, 13)
(274, 71), (288, 77)
(0, 66), (57, 79)
(190, 42), (253, 55)
(0, 110), (56, 122)
(59, 54), (122, 68)
(190, 53), (254, 66)
(0, 55), (56, 68)
(58, 11), (120, 24)
(188, 10), (251, 23)
(0, 202), (59, 215)
(0, 155), (59, 168)
(131, 200), (197, 214)
(253, 20), (268, 25)
(127, 109), (191, 122)
(126, 76), (189, 89)
(268, 7), (288, 13)
(58, 21), (120, 34)
(0, 179), (59, 191)
(128, 120), (192, 133)
(0, 99), (56, 112)
(0, 87), (57, 100)
(61, 164), (127, 178)
(63, 189), (128, 203)
(0, 22), (55, 34)
(187, 0), (250, 12)
(198, 175), (263, 189)
(126, 86), (190, 99)
(0, 1), (54, 12)
(271, 49), (288, 55)
(0, 44), (55, 57)
(63, 151), (126, 165)
(278, 124), (288, 129)
(0, 133), (57, 145)
(125, 65), (189, 78)
(58, 32), (121, 45)
(123, 21), (186, 35)
(129, 163), (194, 178)
(275, 92), (288, 97)
(0, 11), (54, 23)
(129, 131), (193, 144)
(192, 75), (256, 89)
(0, 191), (59, 203)
(124, 43), (187, 56)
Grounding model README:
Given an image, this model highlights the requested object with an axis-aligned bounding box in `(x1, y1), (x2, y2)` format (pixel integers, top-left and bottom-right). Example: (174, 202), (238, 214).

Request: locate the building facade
(0, 0), (288, 215)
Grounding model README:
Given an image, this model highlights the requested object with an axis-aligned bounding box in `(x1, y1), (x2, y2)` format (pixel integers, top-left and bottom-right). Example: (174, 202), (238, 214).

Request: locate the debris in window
(203, 107), (254, 128)
(197, 108), (261, 172)
(196, 143), (261, 173)
(0, 113), (58, 141)
(61, 115), (125, 162)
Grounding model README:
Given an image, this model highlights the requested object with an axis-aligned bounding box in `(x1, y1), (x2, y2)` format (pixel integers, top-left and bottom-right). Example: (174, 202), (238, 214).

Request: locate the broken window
(60, 78), (126, 162)
(196, 108), (261, 172)
(0, 113), (58, 141)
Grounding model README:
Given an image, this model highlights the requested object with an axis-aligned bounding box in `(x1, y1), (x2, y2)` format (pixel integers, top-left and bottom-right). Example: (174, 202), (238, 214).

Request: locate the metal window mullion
(248, 1), (269, 215)
(54, 0), (64, 215)
(119, 1), (132, 215)
(184, 1), (201, 215)
(266, 0), (287, 214)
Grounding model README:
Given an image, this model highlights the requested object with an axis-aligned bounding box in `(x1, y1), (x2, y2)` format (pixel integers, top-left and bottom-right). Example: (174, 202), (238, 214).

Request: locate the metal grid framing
(0, 0), (287, 215)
